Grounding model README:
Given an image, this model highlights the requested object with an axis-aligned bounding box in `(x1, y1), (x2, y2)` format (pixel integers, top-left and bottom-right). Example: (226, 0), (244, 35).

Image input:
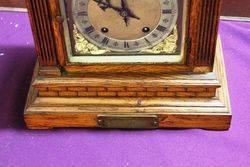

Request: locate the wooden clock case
(24, 0), (231, 130)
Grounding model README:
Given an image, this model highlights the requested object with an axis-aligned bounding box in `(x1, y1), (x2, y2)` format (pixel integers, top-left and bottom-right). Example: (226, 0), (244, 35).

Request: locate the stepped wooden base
(24, 97), (231, 130)
(24, 40), (231, 130)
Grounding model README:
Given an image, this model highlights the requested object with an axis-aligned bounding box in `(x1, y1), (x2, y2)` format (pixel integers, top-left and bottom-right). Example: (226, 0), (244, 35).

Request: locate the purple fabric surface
(0, 11), (250, 167)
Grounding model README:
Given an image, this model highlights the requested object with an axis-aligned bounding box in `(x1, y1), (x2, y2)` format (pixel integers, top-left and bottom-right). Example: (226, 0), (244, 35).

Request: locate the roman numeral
(101, 37), (109, 45)
(124, 42), (129, 48)
(144, 38), (151, 44)
(162, 9), (172, 14)
(78, 11), (87, 16)
(152, 33), (158, 38)
(156, 25), (167, 32)
(134, 42), (139, 46)
(113, 42), (118, 46)
(85, 26), (94, 34)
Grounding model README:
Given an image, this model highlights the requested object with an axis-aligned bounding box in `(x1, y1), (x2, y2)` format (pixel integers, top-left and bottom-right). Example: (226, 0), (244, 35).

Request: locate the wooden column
(188, 0), (222, 71)
(26, 0), (58, 66)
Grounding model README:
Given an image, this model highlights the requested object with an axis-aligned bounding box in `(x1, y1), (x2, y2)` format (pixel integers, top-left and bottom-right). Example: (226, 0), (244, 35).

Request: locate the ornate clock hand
(121, 9), (140, 27)
(93, 0), (122, 13)
(127, 10), (140, 20)
(93, 0), (139, 27)
(123, 16), (129, 26)
(120, 0), (129, 26)
(120, 0), (140, 26)
(121, 0), (127, 10)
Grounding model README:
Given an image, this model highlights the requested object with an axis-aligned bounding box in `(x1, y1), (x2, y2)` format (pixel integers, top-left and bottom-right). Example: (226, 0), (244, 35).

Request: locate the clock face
(72, 0), (178, 52)
(61, 0), (187, 63)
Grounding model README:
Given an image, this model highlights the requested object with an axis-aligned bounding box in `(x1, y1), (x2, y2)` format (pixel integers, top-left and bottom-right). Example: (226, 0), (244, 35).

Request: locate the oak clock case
(24, 0), (231, 130)
(61, 0), (187, 64)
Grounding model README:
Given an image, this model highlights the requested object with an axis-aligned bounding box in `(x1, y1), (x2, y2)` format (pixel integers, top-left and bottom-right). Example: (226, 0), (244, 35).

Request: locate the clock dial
(72, 0), (178, 52)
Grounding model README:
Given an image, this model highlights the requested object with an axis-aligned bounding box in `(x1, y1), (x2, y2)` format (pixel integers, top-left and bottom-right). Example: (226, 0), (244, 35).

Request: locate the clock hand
(121, 10), (140, 27)
(120, 0), (130, 26)
(93, 0), (140, 27)
(93, 0), (122, 13)
(120, 0), (140, 26)
(123, 16), (129, 27)
(127, 10), (140, 20)
(121, 0), (127, 9)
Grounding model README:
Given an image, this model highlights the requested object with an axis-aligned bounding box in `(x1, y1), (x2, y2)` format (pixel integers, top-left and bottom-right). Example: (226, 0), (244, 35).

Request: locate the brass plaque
(97, 115), (159, 129)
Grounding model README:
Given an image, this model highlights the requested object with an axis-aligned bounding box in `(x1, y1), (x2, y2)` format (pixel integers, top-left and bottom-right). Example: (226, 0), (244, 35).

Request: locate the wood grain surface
(221, 0), (250, 17)
(0, 0), (26, 8)
(24, 38), (232, 130)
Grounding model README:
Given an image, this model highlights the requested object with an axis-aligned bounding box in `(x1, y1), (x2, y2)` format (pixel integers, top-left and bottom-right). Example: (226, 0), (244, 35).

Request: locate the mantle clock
(24, 0), (231, 130)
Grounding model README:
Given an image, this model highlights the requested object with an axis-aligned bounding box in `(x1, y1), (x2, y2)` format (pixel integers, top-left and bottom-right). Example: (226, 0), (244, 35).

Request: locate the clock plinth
(24, 0), (230, 130)
(24, 39), (231, 130)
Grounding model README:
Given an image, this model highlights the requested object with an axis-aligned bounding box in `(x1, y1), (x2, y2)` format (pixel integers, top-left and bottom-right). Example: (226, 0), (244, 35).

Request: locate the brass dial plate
(72, 0), (178, 52)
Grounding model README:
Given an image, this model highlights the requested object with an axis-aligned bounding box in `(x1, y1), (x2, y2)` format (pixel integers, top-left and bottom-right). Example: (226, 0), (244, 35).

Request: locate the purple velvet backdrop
(0, 12), (250, 167)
